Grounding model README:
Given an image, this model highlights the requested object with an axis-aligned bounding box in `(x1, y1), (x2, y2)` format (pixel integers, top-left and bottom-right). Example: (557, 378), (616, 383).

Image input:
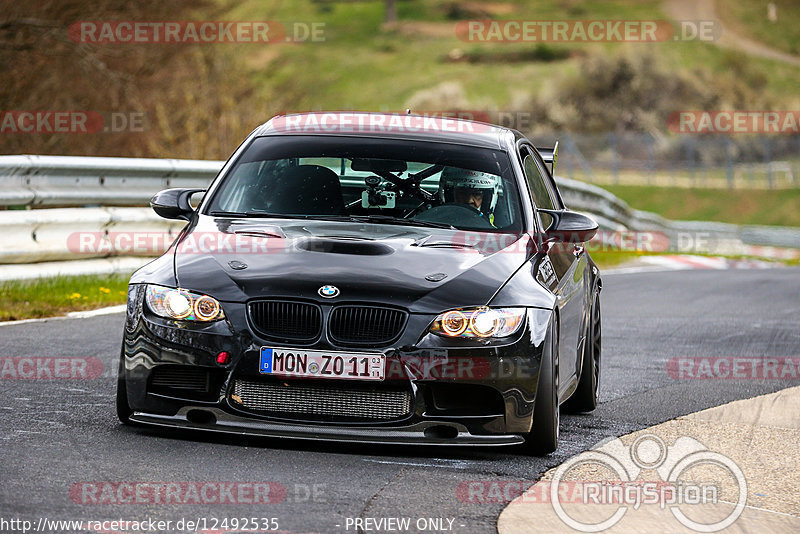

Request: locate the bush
(530, 47), (773, 135)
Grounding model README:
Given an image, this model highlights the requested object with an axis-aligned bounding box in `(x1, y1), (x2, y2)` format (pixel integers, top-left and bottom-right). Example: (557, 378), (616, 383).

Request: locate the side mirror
(538, 209), (598, 243)
(150, 188), (205, 221)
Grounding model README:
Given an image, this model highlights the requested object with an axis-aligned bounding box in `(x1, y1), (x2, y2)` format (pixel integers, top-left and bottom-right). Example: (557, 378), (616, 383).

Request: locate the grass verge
(601, 185), (800, 227)
(588, 249), (657, 269)
(0, 274), (130, 322)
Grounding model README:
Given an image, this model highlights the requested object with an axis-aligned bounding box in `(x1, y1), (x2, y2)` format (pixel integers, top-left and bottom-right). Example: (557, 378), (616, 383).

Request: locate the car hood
(173, 216), (532, 313)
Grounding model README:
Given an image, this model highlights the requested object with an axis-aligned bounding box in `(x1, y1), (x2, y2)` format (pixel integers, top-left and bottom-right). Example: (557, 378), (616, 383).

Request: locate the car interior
(209, 155), (520, 232)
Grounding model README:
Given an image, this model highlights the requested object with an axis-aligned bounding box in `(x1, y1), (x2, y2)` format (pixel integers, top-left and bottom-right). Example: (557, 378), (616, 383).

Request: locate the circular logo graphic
(318, 285), (340, 298)
(309, 362), (320, 374)
(549, 434), (748, 533)
(630, 434), (667, 469)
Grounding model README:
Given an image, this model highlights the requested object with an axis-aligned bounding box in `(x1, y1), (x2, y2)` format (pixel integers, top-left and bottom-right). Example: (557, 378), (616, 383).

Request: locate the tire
(564, 291), (601, 413)
(116, 345), (134, 425)
(526, 316), (559, 455)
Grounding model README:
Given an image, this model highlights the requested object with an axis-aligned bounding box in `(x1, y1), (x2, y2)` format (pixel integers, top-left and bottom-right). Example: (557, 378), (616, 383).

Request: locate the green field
(603, 185), (800, 226)
(717, 0), (800, 55)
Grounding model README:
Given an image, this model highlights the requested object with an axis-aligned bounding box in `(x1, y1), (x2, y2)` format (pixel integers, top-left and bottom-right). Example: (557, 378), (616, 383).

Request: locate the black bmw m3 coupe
(117, 112), (602, 454)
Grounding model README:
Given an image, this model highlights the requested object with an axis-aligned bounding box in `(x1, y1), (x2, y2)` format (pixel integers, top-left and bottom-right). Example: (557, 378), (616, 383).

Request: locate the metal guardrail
(0, 155), (798, 270)
(0, 155), (220, 206)
(557, 176), (800, 254)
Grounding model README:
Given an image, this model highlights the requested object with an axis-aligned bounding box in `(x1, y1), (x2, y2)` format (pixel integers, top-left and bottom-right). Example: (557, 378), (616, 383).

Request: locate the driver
(439, 167), (501, 226)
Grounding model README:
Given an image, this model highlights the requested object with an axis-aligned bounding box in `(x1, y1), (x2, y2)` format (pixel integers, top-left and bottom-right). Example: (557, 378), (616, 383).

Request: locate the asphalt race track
(1, 268), (798, 534)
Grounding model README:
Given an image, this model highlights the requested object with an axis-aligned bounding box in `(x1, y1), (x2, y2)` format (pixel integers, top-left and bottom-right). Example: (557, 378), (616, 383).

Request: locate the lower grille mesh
(232, 379), (412, 421)
(151, 366), (210, 392)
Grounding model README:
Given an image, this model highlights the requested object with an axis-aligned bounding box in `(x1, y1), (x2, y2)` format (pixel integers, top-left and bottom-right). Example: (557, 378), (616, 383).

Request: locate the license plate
(259, 347), (385, 381)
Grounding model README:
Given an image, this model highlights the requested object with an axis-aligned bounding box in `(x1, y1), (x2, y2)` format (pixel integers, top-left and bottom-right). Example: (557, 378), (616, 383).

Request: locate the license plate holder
(259, 347), (385, 381)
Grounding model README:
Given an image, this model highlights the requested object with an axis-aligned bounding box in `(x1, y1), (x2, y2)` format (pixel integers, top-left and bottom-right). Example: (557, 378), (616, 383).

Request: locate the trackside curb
(497, 386), (800, 533)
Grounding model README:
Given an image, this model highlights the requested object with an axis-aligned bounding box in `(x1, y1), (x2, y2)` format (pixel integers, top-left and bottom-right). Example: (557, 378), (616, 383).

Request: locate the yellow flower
(99, 287), (111, 294)
(69, 293), (81, 299)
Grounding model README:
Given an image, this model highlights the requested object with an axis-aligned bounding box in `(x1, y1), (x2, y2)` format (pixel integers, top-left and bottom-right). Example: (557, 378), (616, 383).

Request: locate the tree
(385, 0), (397, 24)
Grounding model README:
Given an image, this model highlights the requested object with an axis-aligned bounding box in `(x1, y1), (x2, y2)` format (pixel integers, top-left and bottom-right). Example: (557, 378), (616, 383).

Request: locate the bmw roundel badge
(318, 285), (340, 298)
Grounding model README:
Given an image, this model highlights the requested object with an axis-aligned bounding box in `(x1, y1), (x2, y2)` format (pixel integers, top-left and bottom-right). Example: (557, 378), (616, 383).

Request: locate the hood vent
(297, 238), (393, 256)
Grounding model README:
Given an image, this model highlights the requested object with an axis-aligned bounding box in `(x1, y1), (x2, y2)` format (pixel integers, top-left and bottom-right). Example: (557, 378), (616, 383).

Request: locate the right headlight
(429, 307), (525, 339)
(145, 285), (225, 322)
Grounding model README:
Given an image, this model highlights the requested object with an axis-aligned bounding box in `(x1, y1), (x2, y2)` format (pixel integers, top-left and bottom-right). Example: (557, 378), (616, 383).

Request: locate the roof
(252, 112), (514, 150)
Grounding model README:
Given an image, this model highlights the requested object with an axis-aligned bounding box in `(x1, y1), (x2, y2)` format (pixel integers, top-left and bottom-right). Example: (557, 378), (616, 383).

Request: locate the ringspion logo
(549, 435), (746, 532)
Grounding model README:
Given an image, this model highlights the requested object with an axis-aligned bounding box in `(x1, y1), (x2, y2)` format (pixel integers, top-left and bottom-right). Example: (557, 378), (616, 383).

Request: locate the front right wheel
(116, 345), (134, 425)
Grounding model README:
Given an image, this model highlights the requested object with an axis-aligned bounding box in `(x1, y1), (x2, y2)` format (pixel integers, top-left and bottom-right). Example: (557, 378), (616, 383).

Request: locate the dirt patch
(390, 21), (458, 38)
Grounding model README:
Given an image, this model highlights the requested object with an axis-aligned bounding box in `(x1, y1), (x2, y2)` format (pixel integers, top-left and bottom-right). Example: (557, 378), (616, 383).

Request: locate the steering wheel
(413, 203), (493, 229)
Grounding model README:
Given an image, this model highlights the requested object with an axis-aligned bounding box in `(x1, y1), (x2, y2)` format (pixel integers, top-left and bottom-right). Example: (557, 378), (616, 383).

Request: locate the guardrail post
(725, 137), (734, 189)
(763, 137), (773, 189)
(608, 133), (619, 185)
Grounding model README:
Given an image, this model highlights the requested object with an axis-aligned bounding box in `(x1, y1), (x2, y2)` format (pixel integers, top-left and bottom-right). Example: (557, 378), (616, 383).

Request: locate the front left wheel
(525, 316), (560, 455)
(564, 291), (601, 413)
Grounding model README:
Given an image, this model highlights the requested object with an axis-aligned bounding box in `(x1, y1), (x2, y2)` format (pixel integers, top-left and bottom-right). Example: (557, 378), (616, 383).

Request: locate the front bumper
(121, 285), (552, 445)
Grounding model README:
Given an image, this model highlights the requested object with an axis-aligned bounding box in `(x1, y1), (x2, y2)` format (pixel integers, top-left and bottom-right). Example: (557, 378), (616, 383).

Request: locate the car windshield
(205, 135), (523, 232)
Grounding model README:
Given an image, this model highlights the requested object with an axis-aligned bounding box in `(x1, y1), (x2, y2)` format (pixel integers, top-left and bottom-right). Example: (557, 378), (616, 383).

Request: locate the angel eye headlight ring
(194, 295), (221, 321)
(165, 291), (192, 319)
(470, 307), (499, 337)
(441, 310), (468, 336)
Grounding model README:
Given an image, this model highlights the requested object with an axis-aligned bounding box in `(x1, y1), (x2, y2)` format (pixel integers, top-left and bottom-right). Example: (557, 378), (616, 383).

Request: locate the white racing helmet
(439, 167), (501, 213)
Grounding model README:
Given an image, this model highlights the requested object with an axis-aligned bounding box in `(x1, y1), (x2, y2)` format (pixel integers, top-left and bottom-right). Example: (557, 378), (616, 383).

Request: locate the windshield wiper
(318, 214), (455, 230)
(353, 215), (456, 230)
(209, 210), (268, 217)
(209, 212), (456, 230)
(208, 210), (307, 219)
(396, 219), (456, 230)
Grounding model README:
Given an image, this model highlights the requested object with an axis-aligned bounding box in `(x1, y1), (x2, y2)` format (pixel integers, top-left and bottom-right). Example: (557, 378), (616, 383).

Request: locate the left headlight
(145, 285), (225, 322)
(429, 307), (525, 339)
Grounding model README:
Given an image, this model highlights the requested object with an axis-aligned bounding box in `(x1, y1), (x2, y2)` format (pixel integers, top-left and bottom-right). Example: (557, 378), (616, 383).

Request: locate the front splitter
(129, 407), (525, 447)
